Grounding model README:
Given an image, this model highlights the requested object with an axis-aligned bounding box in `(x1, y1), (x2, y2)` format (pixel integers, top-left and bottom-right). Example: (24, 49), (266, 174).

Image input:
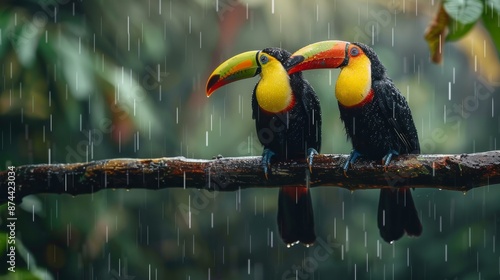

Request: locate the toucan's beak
(206, 50), (261, 96)
(285, 40), (350, 75)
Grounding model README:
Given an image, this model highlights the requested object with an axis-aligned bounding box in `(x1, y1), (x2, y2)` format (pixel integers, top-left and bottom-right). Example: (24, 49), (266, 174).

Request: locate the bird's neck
(335, 55), (373, 108)
(256, 62), (295, 113)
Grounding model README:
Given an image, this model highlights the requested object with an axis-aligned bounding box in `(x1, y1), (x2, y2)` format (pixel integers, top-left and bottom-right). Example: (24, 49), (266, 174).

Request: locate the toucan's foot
(382, 150), (399, 171)
(306, 148), (319, 173)
(343, 149), (362, 177)
(262, 149), (276, 179)
(212, 154), (224, 160)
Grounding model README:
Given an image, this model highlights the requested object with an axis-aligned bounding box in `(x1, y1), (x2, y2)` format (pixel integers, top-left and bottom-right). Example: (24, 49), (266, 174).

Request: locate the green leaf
(482, 2), (500, 56)
(446, 18), (476, 41)
(0, 10), (14, 60)
(485, 0), (500, 12)
(444, 0), (483, 24)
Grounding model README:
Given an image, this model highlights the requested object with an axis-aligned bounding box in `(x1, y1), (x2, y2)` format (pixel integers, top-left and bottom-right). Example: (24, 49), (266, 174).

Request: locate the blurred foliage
(0, 0), (500, 279)
(425, 0), (500, 63)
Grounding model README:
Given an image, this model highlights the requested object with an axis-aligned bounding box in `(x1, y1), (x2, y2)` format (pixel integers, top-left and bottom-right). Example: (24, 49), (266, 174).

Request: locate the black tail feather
(378, 188), (422, 243)
(277, 186), (316, 246)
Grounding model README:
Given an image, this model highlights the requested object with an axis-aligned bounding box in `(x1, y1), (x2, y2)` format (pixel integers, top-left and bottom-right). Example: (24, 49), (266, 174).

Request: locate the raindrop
(188, 195), (191, 229)
(407, 248), (410, 267)
(345, 226), (349, 252)
(444, 105), (447, 123)
(469, 227), (472, 248)
(376, 240), (381, 258)
(342, 201), (345, 220)
(493, 235), (496, 253)
(445, 244), (447, 262)
(334, 217), (337, 239)
(316, 4), (319, 22)
(492, 98), (494, 117)
(192, 235), (195, 255)
(222, 246), (225, 264)
(391, 27), (394, 47)
(366, 253), (369, 272)
(249, 235), (252, 253)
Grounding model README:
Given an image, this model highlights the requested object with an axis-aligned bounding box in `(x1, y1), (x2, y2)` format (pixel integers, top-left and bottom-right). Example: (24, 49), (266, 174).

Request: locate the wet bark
(1, 151), (500, 204)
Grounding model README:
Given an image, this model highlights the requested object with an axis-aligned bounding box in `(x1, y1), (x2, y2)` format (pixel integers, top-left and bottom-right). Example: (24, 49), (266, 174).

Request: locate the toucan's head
(285, 40), (386, 107)
(284, 40), (385, 80)
(206, 48), (296, 113)
(206, 48), (291, 96)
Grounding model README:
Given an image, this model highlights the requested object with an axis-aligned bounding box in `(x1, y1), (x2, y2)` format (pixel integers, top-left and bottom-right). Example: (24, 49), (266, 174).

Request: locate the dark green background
(1, 0), (499, 279)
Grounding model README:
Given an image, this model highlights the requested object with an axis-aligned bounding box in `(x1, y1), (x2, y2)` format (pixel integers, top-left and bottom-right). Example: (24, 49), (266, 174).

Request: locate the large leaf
(485, 0), (500, 11)
(482, 0), (500, 56)
(0, 9), (14, 60)
(444, 0), (483, 24)
(446, 18), (476, 41)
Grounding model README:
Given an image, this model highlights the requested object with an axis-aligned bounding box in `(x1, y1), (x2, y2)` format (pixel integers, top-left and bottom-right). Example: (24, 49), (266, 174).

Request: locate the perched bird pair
(206, 40), (422, 246)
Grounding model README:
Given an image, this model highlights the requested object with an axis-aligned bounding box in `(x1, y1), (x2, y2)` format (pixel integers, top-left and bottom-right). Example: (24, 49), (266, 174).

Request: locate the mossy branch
(1, 151), (500, 204)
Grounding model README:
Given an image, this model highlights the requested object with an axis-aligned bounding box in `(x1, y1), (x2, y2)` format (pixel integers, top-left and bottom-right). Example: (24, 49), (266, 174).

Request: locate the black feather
(340, 43), (422, 243)
(253, 47), (322, 246)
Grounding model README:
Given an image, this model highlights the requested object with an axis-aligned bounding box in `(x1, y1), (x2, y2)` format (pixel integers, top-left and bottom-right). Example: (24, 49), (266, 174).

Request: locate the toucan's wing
(291, 74), (322, 152)
(373, 79), (420, 154)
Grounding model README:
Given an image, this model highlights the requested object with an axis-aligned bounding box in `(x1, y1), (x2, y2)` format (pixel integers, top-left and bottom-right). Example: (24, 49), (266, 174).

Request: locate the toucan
(285, 40), (422, 243)
(206, 48), (322, 247)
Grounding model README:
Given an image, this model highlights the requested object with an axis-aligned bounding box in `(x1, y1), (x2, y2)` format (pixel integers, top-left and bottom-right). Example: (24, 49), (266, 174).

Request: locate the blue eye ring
(350, 47), (360, 57)
(260, 55), (269, 64)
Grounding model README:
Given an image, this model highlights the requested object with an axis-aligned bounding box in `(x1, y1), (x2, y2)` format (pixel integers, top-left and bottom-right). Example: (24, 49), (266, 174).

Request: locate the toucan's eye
(350, 47), (360, 57)
(260, 55), (269, 64)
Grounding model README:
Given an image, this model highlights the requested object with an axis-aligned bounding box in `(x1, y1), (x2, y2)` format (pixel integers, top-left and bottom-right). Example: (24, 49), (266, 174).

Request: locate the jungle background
(1, 0), (500, 279)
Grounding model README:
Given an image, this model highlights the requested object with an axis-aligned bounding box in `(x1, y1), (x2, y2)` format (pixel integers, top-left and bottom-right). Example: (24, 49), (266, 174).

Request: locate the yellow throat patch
(256, 56), (294, 113)
(335, 54), (372, 107)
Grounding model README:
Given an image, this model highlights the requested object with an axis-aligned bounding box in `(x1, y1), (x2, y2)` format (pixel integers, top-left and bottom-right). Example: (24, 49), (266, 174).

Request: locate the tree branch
(1, 151), (500, 204)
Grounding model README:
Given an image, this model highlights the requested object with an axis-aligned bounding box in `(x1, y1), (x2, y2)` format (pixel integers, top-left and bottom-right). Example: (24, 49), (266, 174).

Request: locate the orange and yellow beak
(285, 40), (350, 75)
(206, 50), (261, 96)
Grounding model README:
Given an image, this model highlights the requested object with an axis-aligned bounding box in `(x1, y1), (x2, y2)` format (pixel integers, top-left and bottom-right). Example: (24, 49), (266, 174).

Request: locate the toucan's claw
(382, 150), (399, 171)
(343, 149), (362, 177)
(262, 149), (276, 179)
(306, 148), (319, 173)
